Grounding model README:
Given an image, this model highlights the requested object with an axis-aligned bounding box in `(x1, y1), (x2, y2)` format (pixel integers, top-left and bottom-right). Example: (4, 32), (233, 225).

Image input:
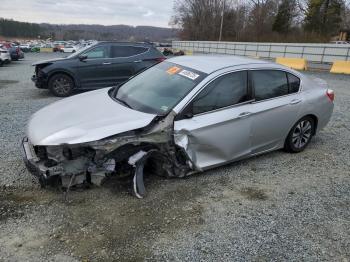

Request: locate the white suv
(0, 47), (11, 66)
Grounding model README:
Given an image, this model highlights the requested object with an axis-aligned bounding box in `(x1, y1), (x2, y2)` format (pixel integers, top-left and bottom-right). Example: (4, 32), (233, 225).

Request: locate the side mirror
(78, 54), (88, 61)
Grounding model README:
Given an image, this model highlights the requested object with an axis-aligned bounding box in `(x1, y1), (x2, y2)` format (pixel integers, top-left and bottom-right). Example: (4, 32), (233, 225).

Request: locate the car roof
(168, 55), (271, 74)
(98, 41), (154, 47)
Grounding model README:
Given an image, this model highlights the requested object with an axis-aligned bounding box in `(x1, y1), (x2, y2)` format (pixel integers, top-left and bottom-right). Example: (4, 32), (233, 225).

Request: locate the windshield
(114, 62), (206, 115)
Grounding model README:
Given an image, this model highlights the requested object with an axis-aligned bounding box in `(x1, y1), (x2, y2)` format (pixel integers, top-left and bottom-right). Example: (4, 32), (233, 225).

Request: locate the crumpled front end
(22, 111), (195, 198)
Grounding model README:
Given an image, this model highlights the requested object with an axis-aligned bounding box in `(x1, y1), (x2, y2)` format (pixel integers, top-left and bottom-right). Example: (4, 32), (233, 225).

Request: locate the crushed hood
(27, 88), (157, 145)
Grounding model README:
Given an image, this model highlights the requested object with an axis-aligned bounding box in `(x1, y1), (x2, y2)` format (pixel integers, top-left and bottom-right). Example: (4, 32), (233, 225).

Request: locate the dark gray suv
(32, 42), (166, 97)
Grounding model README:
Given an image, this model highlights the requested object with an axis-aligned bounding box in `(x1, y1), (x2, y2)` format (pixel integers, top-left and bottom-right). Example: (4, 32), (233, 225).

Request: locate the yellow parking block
(184, 50), (193, 55)
(330, 60), (350, 74)
(40, 47), (53, 53)
(276, 57), (307, 70)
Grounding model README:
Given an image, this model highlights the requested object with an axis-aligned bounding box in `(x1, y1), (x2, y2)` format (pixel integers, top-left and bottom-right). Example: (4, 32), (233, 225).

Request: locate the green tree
(304, 0), (344, 36)
(273, 0), (297, 34)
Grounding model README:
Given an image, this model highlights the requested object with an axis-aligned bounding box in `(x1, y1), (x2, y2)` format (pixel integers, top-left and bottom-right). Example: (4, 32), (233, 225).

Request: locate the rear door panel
(249, 69), (303, 154)
(250, 94), (302, 154)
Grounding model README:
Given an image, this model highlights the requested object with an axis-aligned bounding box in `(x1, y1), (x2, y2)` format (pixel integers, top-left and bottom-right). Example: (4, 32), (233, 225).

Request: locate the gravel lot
(0, 53), (349, 261)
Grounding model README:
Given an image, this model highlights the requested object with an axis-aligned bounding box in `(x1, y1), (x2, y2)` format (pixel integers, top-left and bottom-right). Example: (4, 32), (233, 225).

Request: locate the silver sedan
(22, 56), (334, 198)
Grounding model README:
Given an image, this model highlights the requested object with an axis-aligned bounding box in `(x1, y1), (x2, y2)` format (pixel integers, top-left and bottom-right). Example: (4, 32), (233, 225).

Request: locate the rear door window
(251, 70), (289, 101)
(111, 46), (148, 58)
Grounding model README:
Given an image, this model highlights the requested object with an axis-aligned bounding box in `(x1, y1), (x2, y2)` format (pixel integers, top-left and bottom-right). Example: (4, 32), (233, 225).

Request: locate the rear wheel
(284, 116), (315, 153)
(48, 73), (74, 97)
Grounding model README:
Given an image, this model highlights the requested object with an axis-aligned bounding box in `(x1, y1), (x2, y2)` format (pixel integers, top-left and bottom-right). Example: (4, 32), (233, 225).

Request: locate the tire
(0, 60), (3, 67)
(284, 116), (315, 153)
(48, 73), (74, 97)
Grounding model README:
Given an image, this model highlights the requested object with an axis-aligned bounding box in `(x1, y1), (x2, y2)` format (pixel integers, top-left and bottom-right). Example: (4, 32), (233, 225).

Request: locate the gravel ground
(0, 53), (349, 261)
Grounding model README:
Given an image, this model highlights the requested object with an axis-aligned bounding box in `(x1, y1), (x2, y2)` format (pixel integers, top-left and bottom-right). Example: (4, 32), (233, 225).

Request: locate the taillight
(326, 89), (335, 102)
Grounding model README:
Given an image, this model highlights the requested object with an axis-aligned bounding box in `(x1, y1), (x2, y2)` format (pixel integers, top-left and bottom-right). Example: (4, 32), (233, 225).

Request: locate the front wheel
(284, 116), (315, 153)
(48, 73), (74, 97)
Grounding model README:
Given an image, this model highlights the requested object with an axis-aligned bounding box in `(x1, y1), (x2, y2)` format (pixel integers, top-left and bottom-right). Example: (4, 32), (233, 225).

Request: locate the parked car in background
(9, 45), (24, 61)
(0, 42), (12, 49)
(330, 41), (350, 44)
(31, 46), (40, 52)
(0, 47), (11, 66)
(62, 45), (78, 53)
(32, 41), (166, 96)
(53, 45), (64, 52)
(20, 44), (31, 52)
(23, 56), (334, 197)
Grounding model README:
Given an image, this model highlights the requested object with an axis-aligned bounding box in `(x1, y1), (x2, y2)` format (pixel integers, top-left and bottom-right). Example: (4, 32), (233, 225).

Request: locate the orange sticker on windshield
(166, 66), (181, 75)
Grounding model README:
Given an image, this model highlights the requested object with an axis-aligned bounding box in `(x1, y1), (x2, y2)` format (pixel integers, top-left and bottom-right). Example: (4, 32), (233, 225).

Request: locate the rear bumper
(10, 53), (19, 60)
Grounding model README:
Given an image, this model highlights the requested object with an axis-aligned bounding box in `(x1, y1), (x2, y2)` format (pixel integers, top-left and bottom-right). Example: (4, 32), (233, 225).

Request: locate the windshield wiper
(115, 96), (132, 109)
(110, 85), (132, 109)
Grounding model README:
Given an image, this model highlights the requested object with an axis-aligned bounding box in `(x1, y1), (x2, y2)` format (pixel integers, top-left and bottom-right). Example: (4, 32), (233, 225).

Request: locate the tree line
(171, 0), (350, 42)
(0, 18), (177, 42)
(0, 18), (41, 38)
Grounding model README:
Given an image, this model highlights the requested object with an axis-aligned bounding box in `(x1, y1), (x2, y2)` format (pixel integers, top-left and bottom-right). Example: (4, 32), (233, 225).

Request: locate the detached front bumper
(22, 137), (62, 186)
(22, 137), (46, 178)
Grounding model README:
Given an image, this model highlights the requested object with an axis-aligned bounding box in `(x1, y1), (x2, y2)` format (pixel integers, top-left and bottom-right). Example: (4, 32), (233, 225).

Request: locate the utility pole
(219, 0), (225, 41)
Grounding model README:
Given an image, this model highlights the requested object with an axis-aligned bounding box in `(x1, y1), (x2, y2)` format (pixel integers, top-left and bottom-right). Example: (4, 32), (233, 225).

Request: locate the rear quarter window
(111, 46), (148, 58)
(287, 73), (301, 93)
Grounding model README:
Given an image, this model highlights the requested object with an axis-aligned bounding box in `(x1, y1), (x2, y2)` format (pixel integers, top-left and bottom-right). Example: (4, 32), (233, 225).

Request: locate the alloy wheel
(292, 120), (312, 149)
(52, 77), (71, 96)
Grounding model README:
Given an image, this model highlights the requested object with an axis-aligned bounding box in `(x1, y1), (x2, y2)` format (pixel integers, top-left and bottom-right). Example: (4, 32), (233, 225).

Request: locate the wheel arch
(48, 70), (79, 88)
(303, 114), (318, 135)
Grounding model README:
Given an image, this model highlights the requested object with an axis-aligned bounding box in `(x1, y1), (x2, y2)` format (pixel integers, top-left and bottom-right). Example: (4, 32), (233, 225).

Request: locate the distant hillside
(0, 18), (178, 42)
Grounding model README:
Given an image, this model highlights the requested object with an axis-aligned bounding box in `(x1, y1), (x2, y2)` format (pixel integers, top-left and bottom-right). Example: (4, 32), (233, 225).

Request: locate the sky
(0, 0), (175, 28)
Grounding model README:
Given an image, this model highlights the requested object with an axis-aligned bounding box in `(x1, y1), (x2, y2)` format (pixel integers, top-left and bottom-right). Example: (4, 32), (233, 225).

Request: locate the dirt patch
(52, 179), (205, 261)
(0, 175), (205, 261)
(240, 187), (268, 200)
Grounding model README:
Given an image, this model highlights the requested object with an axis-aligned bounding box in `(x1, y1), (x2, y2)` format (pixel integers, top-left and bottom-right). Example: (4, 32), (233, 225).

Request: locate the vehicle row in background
(0, 42), (24, 63)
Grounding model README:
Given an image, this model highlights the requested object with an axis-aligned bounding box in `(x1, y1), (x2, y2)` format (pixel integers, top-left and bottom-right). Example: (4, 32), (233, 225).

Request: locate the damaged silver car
(22, 56), (334, 198)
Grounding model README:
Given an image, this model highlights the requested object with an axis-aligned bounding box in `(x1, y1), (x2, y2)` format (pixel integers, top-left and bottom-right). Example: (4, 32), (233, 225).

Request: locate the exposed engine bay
(22, 111), (195, 199)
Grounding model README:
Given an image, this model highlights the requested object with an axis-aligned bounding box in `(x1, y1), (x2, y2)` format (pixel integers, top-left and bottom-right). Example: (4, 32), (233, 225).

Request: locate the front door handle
(238, 112), (252, 118)
(134, 60), (142, 63)
(290, 99), (302, 105)
(102, 62), (112, 65)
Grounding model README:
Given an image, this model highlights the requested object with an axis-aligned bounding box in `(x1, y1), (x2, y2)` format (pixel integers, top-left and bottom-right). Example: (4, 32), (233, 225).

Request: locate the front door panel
(76, 58), (114, 89)
(174, 103), (253, 170)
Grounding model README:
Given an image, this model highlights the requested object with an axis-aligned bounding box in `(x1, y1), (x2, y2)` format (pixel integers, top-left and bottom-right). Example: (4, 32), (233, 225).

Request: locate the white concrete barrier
(172, 41), (350, 64)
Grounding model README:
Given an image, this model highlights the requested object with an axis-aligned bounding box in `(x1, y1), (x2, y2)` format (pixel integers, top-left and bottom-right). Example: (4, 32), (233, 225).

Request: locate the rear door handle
(134, 60), (142, 63)
(238, 112), (252, 118)
(290, 99), (302, 105)
(102, 62), (112, 65)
